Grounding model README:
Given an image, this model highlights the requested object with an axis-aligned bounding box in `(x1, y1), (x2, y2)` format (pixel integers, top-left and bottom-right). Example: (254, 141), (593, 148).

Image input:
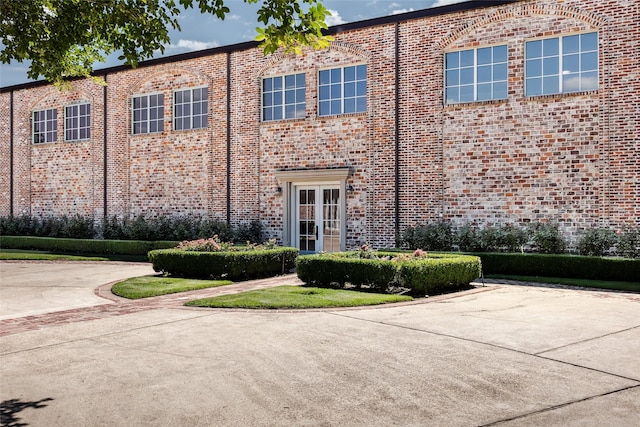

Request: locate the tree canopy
(0, 0), (332, 86)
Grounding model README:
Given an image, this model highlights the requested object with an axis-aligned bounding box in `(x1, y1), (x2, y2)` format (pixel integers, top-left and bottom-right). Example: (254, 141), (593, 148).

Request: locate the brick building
(1, 0), (638, 251)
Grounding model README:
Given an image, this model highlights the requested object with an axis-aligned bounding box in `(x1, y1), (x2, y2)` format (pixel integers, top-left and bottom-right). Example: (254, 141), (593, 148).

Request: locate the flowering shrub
(176, 236), (278, 252)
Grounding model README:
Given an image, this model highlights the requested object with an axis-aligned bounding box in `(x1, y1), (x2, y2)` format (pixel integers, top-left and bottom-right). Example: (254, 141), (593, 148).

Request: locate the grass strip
(0, 250), (111, 261)
(486, 274), (639, 292)
(186, 285), (413, 309)
(112, 276), (233, 299)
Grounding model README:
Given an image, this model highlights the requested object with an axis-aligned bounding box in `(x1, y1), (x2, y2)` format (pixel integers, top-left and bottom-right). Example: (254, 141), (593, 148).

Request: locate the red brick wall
(1, 0), (638, 248)
(0, 92), (10, 216)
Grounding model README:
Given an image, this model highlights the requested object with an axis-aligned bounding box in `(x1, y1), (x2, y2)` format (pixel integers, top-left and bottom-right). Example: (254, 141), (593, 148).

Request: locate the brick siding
(0, 0), (638, 249)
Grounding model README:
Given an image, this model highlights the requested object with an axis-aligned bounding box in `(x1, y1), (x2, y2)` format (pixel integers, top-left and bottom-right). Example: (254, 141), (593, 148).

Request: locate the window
(65, 103), (91, 141)
(445, 45), (508, 104)
(174, 87), (208, 131)
(132, 93), (164, 134)
(262, 73), (306, 121)
(33, 108), (57, 144)
(525, 32), (598, 96)
(319, 64), (367, 116)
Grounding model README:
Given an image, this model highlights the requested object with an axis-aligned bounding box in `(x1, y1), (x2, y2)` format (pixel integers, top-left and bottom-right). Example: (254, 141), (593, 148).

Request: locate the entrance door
(296, 186), (341, 253)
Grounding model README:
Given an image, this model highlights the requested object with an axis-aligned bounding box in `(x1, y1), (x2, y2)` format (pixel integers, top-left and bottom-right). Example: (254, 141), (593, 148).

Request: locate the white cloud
(431, 0), (466, 7)
(392, 8), (415, 15)
(165, 39), (220, 53)
(326, 9), (346, 26)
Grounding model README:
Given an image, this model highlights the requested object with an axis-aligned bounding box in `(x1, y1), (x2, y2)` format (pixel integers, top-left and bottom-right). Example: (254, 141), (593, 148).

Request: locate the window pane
(193, 103), (201, 115)
(356, 97), (367, 113)
(285, 104), (295, 118)
(477, 83), (491, 101)
(543, 57), (559, 75)
(330, 84), (341, 98)
(563, 54), (580, 73)
(563, 34), (580, 54)
(273, 107), (283, 120)
(263, 107), (272, 121)
(356, 65), (366, 80)
(331, 100), (341, 114)
(175, 92), (182, 103)
(581, 71), (598, 91)
(285, 74), (295, 89)
(446, 87), (459, 104)
(133, 97), (141, 109)
(193, 89), (201, 102)
(183, 90), (191, 102)
(319, 70), (330, 85)
(285, 90), (295, 104)
(543, 38), (559, 56)
(543, 76), (559, 94)
(477, 47), (492, 65)
(477, 65), (492, 83)
(581, 32), (598, 50)
(319, 86), (330, 100)
(460, 50), (474, 67)
(192, 116), (201, 129)
(494, 81), (507, 99)
(356, 81), (366, 96)
(330, 68), (341, 83)
(563, 74), (581, 92)
(527, 59), (542, 77)
(446, 69), (458, 86)
(296, 88), (305, 102)
(582, 51), (598, 71)
(460, 85), (474, 102)
(296, 73), (305, 86)
(344, 66), (355, 81)
(344, 82), (355, 97)
(264, 93), (273, 106)
(296, 104), (305, 118)
(150, 121), (157, 133)
(319, 101), (330, 116)
(494, 45), (507, 63)
(460, 67), (474, 85)
(494, 63), (507, 80)
(273, 92), (282, 105)
(344, 98), (355, 113)
(273, 77), (282, 90)
(526, 78), (542, 96)
(445, 51), (459, 69)
(526, 40), (542, 59)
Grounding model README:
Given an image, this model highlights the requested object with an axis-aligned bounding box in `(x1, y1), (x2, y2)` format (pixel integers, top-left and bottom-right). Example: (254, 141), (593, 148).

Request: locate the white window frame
(525, 31), (598, 97)
(32, 108), (58, 144)
(318, 64), (367, 116)
(262, 73), (306, 122)
(173, 86), (208, 131)
(65, 102), (91, 141)
(444, 44), (508, 105)
(132, 92), (165, 135)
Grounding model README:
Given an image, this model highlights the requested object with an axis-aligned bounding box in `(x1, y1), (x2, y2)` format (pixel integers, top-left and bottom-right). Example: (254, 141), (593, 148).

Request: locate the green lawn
(186, 285), (413, 309)
(486, 274), (640, 293)
(0, 249), (148, 262)
(111, 276), (233, 299)
(0, 249), (112, 261)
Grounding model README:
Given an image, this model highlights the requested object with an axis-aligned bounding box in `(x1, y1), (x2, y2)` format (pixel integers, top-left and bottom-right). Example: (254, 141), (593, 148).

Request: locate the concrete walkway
(1, 261), (639, 426)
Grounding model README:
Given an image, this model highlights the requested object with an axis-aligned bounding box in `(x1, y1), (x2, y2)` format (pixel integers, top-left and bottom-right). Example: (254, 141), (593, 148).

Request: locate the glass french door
(296, 186), (341, 253)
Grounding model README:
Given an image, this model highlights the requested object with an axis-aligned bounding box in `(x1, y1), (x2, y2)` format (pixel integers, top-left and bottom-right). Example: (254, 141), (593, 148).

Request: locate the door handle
(315, 225), (318, 240)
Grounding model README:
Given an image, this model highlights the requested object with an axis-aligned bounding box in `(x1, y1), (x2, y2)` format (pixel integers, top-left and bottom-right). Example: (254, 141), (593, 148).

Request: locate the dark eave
(0, 0), (518, 93)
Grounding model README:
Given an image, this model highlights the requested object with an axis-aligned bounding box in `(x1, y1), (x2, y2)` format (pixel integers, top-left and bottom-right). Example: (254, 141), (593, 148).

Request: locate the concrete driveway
(0, 261), (639, 426)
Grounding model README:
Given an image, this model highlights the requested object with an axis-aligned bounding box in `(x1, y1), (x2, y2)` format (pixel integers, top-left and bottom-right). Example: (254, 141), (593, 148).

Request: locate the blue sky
(0, 0), (462, 87)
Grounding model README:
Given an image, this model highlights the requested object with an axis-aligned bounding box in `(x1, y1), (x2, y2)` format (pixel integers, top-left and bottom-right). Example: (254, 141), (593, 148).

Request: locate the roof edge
(0, 0), (518, 93)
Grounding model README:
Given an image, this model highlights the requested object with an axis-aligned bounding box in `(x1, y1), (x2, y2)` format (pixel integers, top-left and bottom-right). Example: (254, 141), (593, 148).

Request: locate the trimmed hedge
(477, 253), (640, 283)
(148, 247), (299, 280)
(296, 252), (481, 295)
(0, 235), (177, 256)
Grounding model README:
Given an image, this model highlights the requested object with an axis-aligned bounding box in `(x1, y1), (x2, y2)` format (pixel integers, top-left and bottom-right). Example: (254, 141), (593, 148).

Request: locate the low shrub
(0, 214), (95, 239)
(401, 222), (454, 251)
(478, 253), (640, 282)
(0, 235), (176, 256)
(1, 214), (262, 243)
(526, 223), (566, 254)
(148, 247), (298, 280)
(578, 228), (617, 256)
(617, 227), (640, 258)
(296, 250), (481, 295)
